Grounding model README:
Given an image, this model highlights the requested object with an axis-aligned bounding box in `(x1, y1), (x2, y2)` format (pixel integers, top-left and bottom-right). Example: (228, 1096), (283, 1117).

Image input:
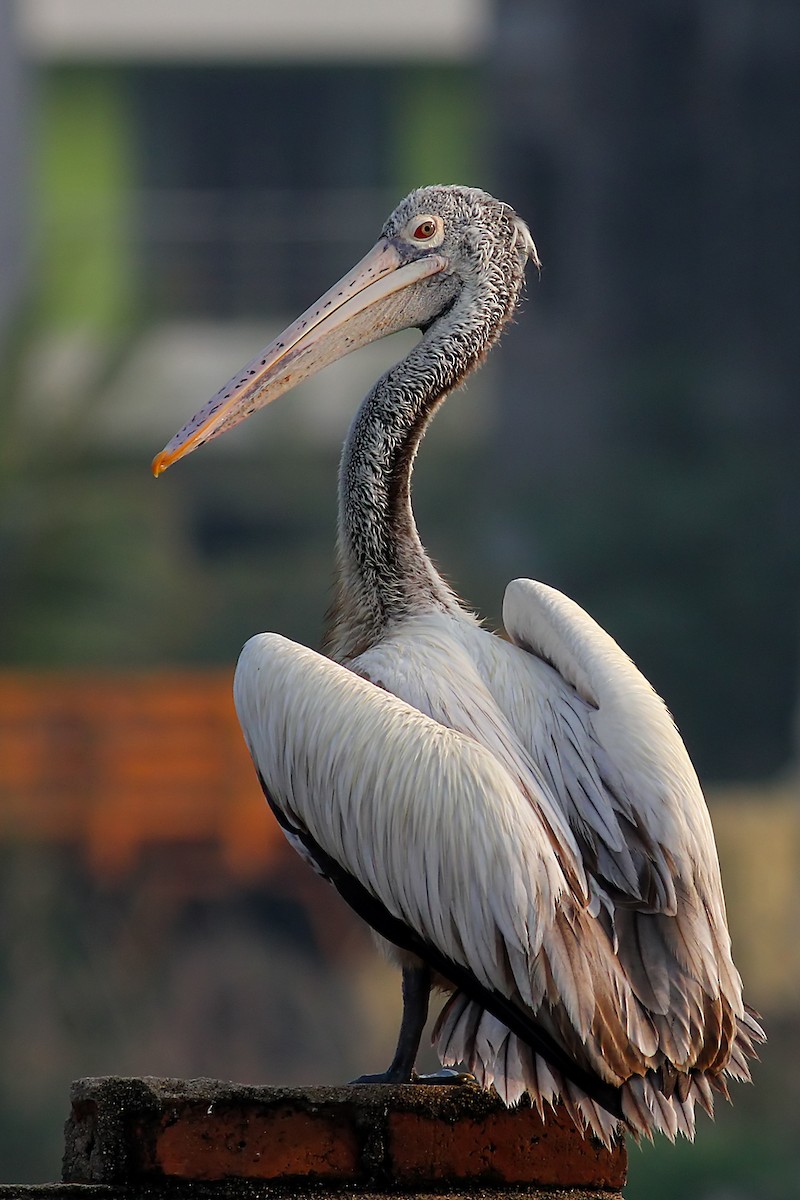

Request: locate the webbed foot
(350, 1069), (410, 1085)
(350, 1067), (475, 1086)
(415, 1068), (476, 1085)
(350, 966), (476, 1091)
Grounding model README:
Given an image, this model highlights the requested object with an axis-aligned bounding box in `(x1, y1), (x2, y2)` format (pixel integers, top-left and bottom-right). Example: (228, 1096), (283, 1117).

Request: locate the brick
(63, 1076), (627, 1194)
(387, 1105), (626, 1190)
(139, 1102), (359, 1181)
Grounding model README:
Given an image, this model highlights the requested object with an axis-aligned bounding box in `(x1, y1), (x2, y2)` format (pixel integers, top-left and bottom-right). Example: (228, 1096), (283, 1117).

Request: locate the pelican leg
(352, 964), (474, 1086)
(352, 964), (431, 1084)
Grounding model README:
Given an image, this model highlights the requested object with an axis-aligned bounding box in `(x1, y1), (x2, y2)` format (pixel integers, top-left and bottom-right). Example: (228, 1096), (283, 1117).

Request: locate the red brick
(387, 1104), (626, 1191)
(140, 1102), (359, 1182)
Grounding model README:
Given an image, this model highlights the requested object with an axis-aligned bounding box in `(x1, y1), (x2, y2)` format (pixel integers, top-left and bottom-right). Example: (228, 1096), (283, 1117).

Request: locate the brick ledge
(62, 1076), (626, 1194)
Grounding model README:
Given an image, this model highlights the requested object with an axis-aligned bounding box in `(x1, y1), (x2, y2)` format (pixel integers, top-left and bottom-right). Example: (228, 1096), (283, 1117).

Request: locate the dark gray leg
(351, 964), (431, 1084)
(351, 965), (474, 1086)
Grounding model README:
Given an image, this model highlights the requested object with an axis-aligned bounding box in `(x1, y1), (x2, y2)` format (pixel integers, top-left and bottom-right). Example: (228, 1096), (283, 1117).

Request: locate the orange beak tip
(151, 452), (169, 477)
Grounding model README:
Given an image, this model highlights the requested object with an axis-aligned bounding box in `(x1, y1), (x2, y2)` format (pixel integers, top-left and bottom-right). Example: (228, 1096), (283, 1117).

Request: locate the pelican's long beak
(152, 239), (448, 475)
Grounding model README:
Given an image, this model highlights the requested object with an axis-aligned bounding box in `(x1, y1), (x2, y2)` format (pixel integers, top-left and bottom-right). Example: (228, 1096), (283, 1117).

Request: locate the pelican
(153, 185), (763, 1143)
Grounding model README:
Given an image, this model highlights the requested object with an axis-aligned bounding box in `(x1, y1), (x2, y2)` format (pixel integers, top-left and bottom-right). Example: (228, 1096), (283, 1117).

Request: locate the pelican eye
(413, 220), (437, 240)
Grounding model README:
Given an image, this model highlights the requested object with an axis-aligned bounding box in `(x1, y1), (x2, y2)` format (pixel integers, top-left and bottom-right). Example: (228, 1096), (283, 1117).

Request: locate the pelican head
(152, 185), (539, 475)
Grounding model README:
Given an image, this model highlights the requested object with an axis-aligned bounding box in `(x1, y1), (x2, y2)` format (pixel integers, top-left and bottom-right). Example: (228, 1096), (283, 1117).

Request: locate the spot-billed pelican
(153, 185), (763, 1143)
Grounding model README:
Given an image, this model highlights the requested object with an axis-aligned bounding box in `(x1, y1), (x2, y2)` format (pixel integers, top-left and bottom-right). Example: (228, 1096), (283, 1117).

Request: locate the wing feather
(234, 632), (568, 998)
(350, 623), (590, 904)
(490, 579), (759, 1097)
(501, 579), (723, 910)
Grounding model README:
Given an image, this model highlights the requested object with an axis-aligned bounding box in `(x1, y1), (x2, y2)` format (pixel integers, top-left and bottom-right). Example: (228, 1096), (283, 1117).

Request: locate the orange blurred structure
(0, 671), (287, 879)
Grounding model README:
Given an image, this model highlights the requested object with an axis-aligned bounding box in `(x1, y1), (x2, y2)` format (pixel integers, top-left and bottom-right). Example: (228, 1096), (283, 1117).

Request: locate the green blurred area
(37, 68), (135, 332)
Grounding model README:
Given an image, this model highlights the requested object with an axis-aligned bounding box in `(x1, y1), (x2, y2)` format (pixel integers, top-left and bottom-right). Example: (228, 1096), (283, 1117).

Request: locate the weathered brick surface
(387, 1105), (626, 1190)
(141, 1103), (359, 1181)
(63, 1077), (627, 1194)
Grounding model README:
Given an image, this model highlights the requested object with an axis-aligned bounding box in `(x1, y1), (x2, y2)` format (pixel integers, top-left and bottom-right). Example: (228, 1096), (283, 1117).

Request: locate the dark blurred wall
(488, 0), (800, 779)
(132, 66), (397, 318)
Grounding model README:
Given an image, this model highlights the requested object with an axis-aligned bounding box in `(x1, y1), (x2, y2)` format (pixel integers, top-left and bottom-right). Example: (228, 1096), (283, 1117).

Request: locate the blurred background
(0, 0), (798, 1194)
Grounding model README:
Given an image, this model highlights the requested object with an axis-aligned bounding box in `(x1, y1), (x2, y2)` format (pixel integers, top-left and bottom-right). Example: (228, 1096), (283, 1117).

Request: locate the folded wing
(235, 632), (573, 997)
